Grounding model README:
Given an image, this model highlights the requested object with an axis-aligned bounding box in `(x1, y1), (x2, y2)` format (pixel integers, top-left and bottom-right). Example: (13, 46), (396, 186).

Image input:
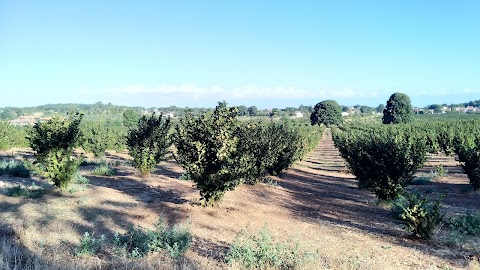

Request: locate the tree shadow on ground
(191, 236), (229, 264)
(86, 175), (188, 205)
(277, 163), (480, 266)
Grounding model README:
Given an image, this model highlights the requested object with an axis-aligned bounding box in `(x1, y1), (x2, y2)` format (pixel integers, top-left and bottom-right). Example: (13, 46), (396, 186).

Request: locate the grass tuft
(0, 159), (31, 178)
(225, 225), (319, 269)
(5, 183), (44, 199)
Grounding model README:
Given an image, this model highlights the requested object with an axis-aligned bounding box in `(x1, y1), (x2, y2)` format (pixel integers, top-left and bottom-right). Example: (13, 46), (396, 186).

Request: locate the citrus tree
(29, 113), (83, 190)
(173, 102), (249, 205)
(126, 114), (172, 176)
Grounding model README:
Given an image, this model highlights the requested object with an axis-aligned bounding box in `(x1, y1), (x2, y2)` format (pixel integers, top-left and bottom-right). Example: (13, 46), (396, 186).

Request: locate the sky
(1, 1), (479, 109)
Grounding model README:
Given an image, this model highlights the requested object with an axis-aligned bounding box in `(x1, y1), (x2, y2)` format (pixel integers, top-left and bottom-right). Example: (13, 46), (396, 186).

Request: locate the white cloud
(463, 88), (480, 93)
(231, 85), (314, 99)
(110, 84), (225, 98)
(104, 84), (380, 102)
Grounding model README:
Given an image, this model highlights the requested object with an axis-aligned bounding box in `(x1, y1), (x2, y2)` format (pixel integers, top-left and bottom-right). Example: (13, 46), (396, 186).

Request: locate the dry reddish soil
(1, 129), (479, 269)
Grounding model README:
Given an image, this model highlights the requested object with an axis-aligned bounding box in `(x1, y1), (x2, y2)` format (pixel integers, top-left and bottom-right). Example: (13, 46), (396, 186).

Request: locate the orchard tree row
(173, 102), (323, 205)
(332, 119), (480, 201)
(24, 102), (324, 206)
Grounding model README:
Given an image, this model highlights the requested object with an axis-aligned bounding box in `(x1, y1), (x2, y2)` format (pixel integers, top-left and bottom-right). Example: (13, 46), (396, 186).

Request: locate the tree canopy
(382, 92), (413, 124)
(310, 100), (343, 127)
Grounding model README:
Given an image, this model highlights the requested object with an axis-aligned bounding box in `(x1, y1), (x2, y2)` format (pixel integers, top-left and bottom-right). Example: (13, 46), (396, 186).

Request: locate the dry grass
(0, 224), (196, 270)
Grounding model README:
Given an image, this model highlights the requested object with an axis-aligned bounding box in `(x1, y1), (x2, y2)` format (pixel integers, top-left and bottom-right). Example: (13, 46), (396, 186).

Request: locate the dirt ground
(1, 129), (479, 269)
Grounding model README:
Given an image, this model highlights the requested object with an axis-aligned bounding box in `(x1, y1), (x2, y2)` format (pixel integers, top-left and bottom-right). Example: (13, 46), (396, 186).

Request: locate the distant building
(10, 114), (52, 126)
(294, 111), (303, 118)
(341, 112), (350, 117)
(466, 106), (476, 112)
(413, 107), (424, 114)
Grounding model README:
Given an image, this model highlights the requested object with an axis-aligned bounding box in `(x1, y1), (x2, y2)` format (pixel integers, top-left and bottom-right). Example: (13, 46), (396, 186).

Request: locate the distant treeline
(0, 102), (315, 120)
(1, 98), (479, 121)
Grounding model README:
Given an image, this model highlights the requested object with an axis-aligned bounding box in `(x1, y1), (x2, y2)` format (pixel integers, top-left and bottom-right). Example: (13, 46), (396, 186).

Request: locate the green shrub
(178, 172), (191, 181)
(225, 225), (318, 269)
(397, 192), (443, 239)
(5, 184), (44, 199)
(0, 121), (10, 151)
(113, 219), (191, 259)
(76, 232), (105, 256)
(0, 159), (31, 178)
(127, 114), (172, 176)
(237, 120), (323, 184)
(457, 147), (480, 191)
(448, 210), (480, 236)
(174, 102), (249, 206)
(28, 113), (83, 190)
(236, 122), (299, 183)
(0, 121), (30, 150)
(333, 125), (427, 200)
(266, 123), (304, 176)
(80, 120), (128, 158)
(391, 193), (409, 218)
(433, 164), (448, 177)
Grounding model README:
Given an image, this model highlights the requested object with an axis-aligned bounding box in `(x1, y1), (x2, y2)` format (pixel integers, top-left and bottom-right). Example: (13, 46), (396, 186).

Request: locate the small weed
(412, 175), (434, 185)
(225, 225), (318, 269)
(76, 196), (89, 205)
(433, 164), (448, 177)
(80, 159), (103, 167)
(178, 172), (191, 181)
(448, 210), (480, 243)
(113, 218), (191, 259)
(0, 159), (31, 178)
(66, 184), (86, 193)
(396, 192), (444, 239)
(5, 183), (44, 199)
(72, 171), (90, 184)
(92, 163), (117, 176)
(261, 176), (279, 187)
(76, 232), (105, 256)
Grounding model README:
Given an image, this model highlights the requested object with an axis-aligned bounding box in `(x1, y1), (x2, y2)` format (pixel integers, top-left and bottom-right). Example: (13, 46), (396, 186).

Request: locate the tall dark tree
(247, 106), (258, 116)
(382, 92), (413, 124)
(284, 107), (296, 116)
(428, 104), (443, 114)
(360, 106), (373, 114)
(270, 108), (280, 117)
(298, 105), (313, 113)
(310, 100), (342, 127)
(237, 105), (248, 116)
(375, 104), (385, 113)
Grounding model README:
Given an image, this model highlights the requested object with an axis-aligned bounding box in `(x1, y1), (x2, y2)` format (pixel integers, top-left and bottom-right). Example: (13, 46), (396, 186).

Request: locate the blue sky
(1, 1), (479, 109)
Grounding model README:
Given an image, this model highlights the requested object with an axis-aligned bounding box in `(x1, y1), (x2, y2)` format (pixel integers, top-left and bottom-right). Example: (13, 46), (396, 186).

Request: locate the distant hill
(0, 102), (146, 120)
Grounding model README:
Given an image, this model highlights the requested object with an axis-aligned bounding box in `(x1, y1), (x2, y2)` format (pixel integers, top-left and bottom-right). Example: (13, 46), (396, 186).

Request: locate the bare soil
(1, 130), (479, 269)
